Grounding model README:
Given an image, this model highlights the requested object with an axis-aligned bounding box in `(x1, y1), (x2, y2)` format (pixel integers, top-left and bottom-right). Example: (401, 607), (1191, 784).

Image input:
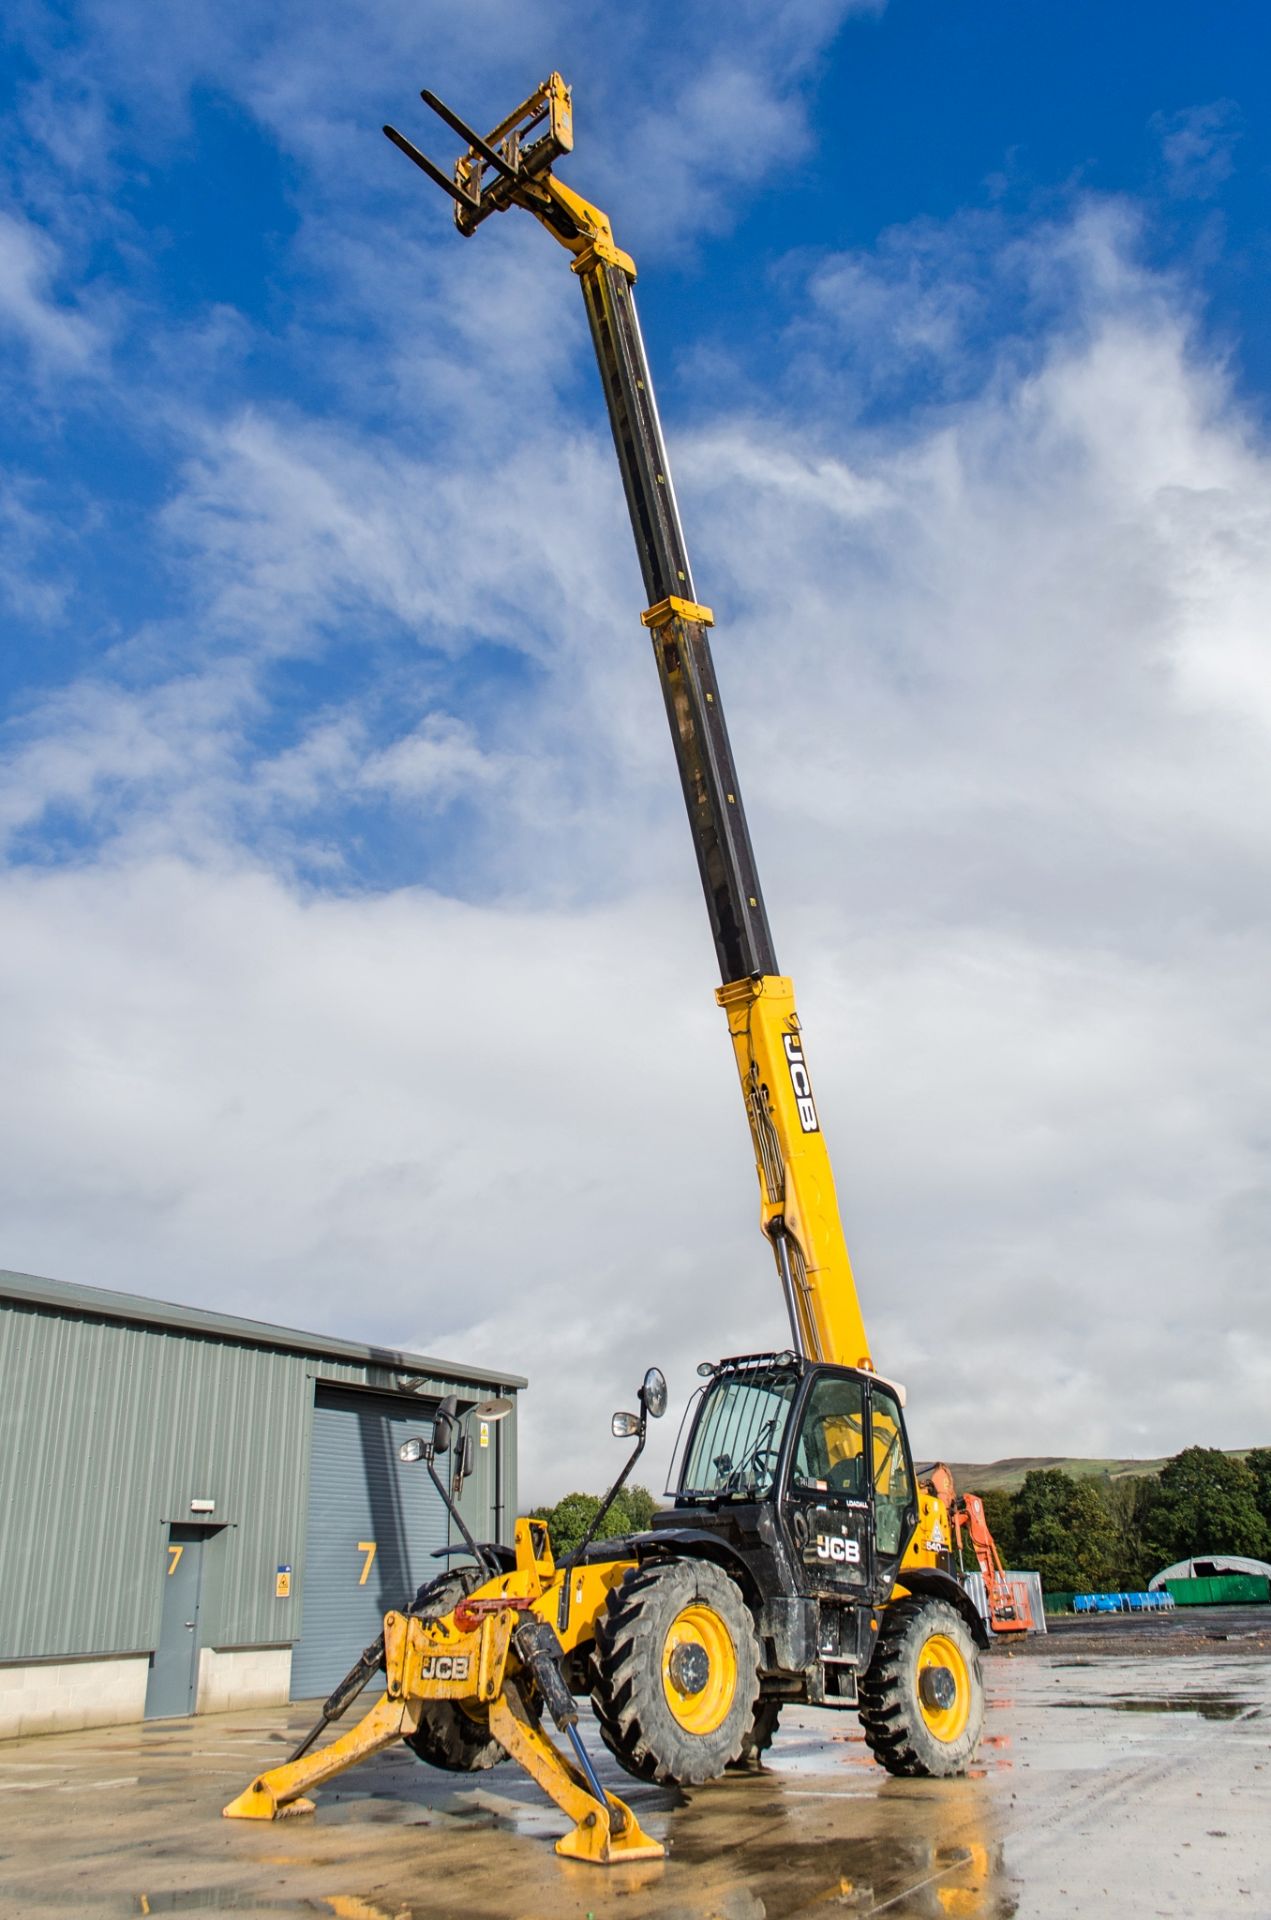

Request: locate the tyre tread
(858, 1596), (984, 1778)
(591, 1559), (761, 1786)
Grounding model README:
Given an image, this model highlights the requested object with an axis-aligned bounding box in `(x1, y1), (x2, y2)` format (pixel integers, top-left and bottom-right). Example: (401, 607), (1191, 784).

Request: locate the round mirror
(612, 1411), (641, 1438)
(398, 1436), (425, 1464)
(640, 1367), (668, 1419)
(472, 1396), (514, 1423)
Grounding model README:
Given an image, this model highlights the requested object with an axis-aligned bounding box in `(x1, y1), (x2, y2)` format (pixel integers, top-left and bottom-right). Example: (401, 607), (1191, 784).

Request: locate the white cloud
(0, 208), (102, 368)
(3, 7), (1270, 1495)
(8, 1), (874, 260)
(0, 857), (761, 1499)
(1151, 100), (1242, 200)
(361, 714), (520, 803)
(0, 480), (71, 622)
(0, 670), (251, 850)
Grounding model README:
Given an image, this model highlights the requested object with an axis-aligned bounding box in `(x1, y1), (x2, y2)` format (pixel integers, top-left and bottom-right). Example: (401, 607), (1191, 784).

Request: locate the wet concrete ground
(0, 1638), (1267, 1919)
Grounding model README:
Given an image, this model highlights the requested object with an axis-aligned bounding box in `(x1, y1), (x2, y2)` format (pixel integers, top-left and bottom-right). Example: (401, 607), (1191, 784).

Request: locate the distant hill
(919, 1451), (1260, 1495)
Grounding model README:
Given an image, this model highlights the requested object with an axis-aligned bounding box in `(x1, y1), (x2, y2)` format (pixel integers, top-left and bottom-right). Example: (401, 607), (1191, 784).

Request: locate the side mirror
(459, 1432), (477, 1480)
(640, 1367), (668, 1419)
(432, 1413), (453, 1456)
(612, 1411), (641, 1438)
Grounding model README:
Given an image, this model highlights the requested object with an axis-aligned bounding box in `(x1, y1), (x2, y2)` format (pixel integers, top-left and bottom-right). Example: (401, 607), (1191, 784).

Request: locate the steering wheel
(727, 1445), (781, 1491)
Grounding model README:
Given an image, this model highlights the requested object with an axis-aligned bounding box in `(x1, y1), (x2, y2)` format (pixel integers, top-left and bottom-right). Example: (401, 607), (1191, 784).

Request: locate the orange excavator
(925, 1466), (1033, 1635)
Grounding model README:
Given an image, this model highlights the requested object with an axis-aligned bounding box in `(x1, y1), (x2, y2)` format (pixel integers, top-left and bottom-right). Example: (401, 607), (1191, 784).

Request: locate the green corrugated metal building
(0, 1267), (523, 1739)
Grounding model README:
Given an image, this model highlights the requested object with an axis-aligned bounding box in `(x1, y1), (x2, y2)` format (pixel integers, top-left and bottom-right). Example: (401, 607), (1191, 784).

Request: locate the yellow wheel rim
(661, 1603), (738, 1735)
(917, 1632), (972, 1743)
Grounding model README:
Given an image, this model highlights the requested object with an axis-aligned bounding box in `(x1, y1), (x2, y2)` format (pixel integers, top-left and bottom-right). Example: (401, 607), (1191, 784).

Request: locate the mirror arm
(556, 1419), (648, 1631)
(424, 1451), (496, 1583)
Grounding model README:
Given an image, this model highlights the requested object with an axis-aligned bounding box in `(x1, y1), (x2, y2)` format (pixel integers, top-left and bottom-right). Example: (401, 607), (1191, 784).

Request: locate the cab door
(782, 1370), (873, 1602)
(866, 1379), (919, 1592)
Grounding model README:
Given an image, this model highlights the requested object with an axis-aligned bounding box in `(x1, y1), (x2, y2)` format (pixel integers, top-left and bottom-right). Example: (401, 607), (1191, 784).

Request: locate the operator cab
(669, 1353), (918, 1607)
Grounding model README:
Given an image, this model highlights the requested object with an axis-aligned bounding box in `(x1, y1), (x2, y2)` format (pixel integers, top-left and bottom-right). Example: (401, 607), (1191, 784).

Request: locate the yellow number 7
(167, 1545), (184, 1576)
(357, 1541), (377, 1586)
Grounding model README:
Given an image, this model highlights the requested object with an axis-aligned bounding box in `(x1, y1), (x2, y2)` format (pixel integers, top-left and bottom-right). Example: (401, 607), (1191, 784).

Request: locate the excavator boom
(927, 1465), (1035, 1634)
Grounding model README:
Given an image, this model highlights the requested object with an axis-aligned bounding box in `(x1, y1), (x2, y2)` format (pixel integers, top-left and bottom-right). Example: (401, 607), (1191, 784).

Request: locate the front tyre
(858, 1596), (984, 1778)
(591, 1559), (760, 1785)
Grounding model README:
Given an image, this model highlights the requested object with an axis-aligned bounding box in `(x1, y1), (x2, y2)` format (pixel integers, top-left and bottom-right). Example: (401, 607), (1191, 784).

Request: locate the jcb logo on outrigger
(419, 1654), (470, 1681)
(784, 1031), (819, 1133)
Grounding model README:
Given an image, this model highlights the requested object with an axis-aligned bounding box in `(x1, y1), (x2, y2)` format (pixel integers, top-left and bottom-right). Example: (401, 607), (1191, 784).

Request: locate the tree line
(530, 1484), (660, 1557)
(978, 1447), (1271, 1593)
(530, 1449), (1271, 1595)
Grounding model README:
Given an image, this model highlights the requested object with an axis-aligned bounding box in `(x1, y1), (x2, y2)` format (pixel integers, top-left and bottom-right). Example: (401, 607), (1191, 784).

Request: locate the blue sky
(3, 1), (1270, 1496)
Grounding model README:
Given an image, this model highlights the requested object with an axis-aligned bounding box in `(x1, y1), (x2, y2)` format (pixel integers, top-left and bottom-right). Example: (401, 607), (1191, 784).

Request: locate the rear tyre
(591, 1559), (760, 1785)
(403, 1568), (507, 1773)
(857, 1596), (983, 1778)
(727, 1695), (782, 1771)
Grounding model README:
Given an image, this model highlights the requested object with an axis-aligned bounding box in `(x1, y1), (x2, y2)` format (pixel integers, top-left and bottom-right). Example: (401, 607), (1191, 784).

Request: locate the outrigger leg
(223, 1691), (418, 1820)
(223, 1604), (663, 1866)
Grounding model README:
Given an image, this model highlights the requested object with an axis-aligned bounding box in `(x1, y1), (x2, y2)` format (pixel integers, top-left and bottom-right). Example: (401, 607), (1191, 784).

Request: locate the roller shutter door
(291, 1385), (451, 1700)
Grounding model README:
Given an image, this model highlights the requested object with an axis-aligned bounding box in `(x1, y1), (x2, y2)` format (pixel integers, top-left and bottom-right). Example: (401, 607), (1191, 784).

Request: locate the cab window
(870, 1384), (913, 1555)
(791, 1375), (866, 1497)
(680, 1368), (798, 1499)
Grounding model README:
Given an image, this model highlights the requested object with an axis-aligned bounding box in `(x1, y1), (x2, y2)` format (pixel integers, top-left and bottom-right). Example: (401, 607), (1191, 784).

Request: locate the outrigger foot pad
(223, 1781), (316, 1820)
(554, 1798), (664, 1865)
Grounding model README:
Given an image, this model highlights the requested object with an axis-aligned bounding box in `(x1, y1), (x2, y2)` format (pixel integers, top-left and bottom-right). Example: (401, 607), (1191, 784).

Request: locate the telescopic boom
(386, 75), (872, 1374)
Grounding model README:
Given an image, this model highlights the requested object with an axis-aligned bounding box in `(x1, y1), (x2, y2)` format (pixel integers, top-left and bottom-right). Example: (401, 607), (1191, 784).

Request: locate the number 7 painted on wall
(357, 1541), (377, 1586)
(167, 1545), (184, 1576)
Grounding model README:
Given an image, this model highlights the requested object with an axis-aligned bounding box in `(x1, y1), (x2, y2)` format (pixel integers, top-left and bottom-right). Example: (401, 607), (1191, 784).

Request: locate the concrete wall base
(0, 1655), (149, 1740)
(196, 1645), (291, 1714)
(0, 1645), (292, 1738)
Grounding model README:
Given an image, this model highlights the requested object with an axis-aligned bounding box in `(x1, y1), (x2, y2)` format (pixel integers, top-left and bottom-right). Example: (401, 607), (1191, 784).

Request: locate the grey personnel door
(145, 1524), (204, 1718)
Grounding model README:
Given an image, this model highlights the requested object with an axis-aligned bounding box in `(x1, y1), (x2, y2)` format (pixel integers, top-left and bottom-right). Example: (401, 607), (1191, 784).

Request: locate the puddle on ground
(133, 1898), (330, 1916)
(124, 1835), (1021, 1920)
(1051, 1693), (1251, 1721)
(134, 1897), (408, 1918)
(667, 1827), (1019, 1919)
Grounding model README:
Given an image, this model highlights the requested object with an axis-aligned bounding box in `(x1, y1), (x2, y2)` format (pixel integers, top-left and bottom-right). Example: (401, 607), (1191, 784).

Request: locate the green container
(1165, 1573), (1269, 1607)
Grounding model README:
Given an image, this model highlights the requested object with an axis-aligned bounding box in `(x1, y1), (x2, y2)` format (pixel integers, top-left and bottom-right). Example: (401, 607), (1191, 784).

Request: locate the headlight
(398, 1436), (425, 1463)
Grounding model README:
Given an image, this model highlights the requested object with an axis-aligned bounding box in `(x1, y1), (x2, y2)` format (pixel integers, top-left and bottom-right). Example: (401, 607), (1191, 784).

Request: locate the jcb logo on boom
(419, 1654), (470, 1682)
(783, 1032), (819, 1133)
(815, 1534), (861, 1564)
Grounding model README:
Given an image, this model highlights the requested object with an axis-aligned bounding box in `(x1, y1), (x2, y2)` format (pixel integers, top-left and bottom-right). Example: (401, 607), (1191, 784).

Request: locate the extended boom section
(384, 75), (873, 1374)
(587, 266), (874, 1364)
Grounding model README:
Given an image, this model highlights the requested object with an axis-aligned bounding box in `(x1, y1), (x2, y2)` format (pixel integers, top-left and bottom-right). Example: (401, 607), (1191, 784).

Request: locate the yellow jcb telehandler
(226, 74), (987, 1866)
